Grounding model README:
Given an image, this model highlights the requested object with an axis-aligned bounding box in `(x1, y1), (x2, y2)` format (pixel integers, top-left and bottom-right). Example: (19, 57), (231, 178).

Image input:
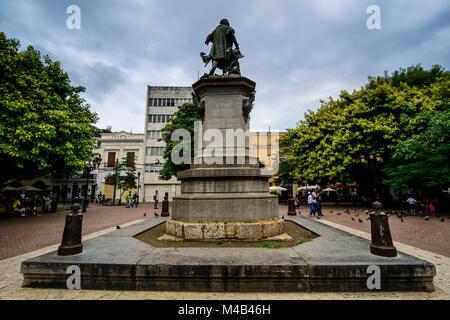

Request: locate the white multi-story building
(143, 86), (193, 202)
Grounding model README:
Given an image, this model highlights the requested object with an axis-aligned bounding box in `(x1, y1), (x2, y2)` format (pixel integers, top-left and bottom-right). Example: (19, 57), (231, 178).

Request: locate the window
(144, 163), (163, 172)
(126, 152), (135, 167)
(107, 152), (116, 167)
(147, 147), (164, 156)
(147, 130), (162, 139)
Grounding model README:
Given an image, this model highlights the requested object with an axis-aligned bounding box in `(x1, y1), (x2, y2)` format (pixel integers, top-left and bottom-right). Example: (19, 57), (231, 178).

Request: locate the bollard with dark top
(161, 192), (170, 217)
(58, 202), (83, 256)
(369, 211), (397, 257)
(287, 196), (296, 216)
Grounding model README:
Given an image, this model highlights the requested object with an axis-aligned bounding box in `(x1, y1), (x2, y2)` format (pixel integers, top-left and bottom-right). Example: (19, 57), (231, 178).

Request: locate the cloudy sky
(1, 0), (449, 133)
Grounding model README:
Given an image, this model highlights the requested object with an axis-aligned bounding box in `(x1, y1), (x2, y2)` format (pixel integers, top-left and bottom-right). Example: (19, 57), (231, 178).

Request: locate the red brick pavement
(0, 203), (165, 261)
(1, 203), (448, 261)
(279, 205), (450, 257)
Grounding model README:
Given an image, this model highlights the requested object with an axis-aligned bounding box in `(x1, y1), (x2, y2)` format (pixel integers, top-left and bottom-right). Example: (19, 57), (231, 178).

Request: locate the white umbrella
(269, 186), (287, 191)
(297, 185), (319, 191)
(1, 186), (20, 191)
(323, 188), (337, 192)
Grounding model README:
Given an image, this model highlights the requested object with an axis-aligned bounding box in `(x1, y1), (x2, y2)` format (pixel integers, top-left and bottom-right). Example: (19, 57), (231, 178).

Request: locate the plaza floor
(0, 203), (449, 299)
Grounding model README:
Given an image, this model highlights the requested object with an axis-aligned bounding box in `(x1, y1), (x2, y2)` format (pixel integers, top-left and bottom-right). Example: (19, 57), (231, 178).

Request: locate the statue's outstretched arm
(205, 33), (213, 45)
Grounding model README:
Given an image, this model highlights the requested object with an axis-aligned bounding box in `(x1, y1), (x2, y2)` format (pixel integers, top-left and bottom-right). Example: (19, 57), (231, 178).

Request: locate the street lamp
(137, 171), (141, 205)
(81, 155), (102, 212)
(360, 152), (383, 201)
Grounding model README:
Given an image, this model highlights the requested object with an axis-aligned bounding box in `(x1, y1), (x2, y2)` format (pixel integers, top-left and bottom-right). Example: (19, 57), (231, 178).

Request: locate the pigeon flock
(319, 207), (448, 225)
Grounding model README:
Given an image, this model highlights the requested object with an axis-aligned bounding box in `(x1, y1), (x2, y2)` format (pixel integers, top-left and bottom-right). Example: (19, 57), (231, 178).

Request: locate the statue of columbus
(200, 18), (244, 77)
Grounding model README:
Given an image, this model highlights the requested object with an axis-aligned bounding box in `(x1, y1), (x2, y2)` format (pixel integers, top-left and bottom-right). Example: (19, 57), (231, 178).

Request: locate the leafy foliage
(105, 156), (137, 204)
(159, 103), (200, 180)
(0, 32), (98, 186)
(279, 64), (449, 190)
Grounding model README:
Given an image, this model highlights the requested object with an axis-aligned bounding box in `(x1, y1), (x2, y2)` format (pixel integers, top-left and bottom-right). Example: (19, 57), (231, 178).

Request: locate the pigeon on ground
(401, 218), (404, 222)
(337, 212), (341, 215)
(440, 218), (445, 222)
(351, 217), (355, 221)
(116, 225), (121, 229)
(424, 216), (430, 221)
(358, 218), (363, 223)
(345, 209), (349, 213)
(330, 210), (333, 213)
(143, 212), (147, 217)
(154, 212), (159, 217)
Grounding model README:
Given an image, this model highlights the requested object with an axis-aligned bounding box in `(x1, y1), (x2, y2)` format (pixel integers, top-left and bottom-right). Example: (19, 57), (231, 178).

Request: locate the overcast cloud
(1, 0), (449, 132)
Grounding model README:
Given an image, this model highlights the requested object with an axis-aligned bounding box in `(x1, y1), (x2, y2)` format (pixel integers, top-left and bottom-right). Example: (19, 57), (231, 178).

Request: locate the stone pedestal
(168, 75), (282, 239)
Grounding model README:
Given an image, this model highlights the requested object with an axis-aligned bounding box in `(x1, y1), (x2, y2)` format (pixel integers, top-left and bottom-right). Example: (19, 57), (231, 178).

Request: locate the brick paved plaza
(1, 203), (449, 261)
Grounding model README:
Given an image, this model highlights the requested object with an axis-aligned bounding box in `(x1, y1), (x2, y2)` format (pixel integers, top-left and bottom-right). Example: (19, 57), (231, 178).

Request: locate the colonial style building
(143, 86), (193, 202)
(92, 129), (145, 203)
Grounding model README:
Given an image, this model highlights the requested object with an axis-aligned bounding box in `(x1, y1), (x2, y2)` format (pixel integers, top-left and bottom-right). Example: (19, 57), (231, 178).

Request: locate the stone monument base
(164, 217), (284, 240)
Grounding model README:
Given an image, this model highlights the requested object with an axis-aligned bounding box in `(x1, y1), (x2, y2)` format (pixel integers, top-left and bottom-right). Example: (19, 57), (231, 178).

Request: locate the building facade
(143, 86), (193, 202)
(92, 130), (145, 203)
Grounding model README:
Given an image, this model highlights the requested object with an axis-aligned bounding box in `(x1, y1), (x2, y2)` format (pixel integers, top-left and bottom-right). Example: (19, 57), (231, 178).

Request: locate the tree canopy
(159, 102), (200, 180)
(277, 64), (449, 191)
(0, 32), (98, 187)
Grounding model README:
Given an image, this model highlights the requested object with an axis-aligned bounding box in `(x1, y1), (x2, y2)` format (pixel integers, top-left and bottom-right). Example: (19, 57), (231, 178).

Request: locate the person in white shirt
(406, 196), (417, 215)
(153, 190), (159, 209)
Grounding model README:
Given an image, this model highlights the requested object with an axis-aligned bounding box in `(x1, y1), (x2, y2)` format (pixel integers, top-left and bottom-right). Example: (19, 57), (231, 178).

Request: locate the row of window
(147, 130), (162, 139)
(148, 114), (175, 123)
(146, 147), (165, 156)
(144, 163), (164, 173)
(148, 98), (192, 107)
(106, 152), (135, 167)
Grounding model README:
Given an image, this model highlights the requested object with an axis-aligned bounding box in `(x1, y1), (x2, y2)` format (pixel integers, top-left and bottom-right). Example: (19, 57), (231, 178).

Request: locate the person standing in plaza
(405, 195), (418, 215)
(125, 191), (131, 208)
(308, 192), (316, 216)
(154, 190), (159, 209)
(131, 192), (138, 208)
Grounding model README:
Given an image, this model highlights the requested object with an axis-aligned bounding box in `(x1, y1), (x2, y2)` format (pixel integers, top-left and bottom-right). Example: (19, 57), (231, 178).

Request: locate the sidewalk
(0, 217), (448, 300)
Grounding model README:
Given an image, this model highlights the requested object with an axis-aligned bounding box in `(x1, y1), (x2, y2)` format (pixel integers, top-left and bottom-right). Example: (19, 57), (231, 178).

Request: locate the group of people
(404, 195), (436, 216)
(11, 192), (56, 217)
(307, 187), (323, 218)
(125, 191), (139, 208)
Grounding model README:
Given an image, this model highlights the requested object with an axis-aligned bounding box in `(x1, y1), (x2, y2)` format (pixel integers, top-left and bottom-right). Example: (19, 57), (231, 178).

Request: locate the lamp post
(137, 171), (141, 205)
(81, 155), (102, 213)
(359, 152), (383, 201)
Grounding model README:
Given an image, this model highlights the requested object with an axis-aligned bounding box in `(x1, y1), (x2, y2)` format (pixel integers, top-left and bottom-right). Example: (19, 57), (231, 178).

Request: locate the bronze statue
(200, 19), (244, 76)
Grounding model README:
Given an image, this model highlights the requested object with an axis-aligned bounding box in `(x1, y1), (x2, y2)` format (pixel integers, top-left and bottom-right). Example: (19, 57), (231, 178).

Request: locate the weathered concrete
(21, 215), (436, 292)
(162, 218), (284, 240)
(169, 76), (281, 238)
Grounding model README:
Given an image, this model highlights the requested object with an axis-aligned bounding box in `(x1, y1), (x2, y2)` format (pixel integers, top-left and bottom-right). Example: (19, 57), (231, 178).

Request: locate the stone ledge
(166, 218), (285, 240)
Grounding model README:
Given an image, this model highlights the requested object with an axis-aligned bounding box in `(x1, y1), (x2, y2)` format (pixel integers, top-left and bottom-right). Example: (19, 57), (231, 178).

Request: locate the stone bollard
(287, 198), (296, 215)
(369, 212), (397, 257)
(161, 193), (170, 217)
(58, 203), (83, 256)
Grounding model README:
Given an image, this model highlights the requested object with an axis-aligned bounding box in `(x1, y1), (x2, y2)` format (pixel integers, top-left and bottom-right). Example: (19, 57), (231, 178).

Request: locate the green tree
(106, 156), (137, 205)
(279, 65), (449, 191)
(159, 102), (200, 180)
(0, 32), (98, 187)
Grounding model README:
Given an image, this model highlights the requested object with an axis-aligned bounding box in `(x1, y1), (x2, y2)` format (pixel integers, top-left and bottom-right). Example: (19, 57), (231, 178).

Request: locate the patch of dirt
(135, 221), (318, 248)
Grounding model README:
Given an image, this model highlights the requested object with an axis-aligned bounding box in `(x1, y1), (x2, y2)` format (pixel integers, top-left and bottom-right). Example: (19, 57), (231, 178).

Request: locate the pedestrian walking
(125, 191), (131, 208)
(308, 192), (317, 216)
(154, 190), (159, 209)
(131, 192), (138, 208)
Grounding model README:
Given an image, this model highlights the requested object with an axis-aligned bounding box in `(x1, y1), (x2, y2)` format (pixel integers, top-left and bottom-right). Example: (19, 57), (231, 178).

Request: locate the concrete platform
(20, 216), (436, 292)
